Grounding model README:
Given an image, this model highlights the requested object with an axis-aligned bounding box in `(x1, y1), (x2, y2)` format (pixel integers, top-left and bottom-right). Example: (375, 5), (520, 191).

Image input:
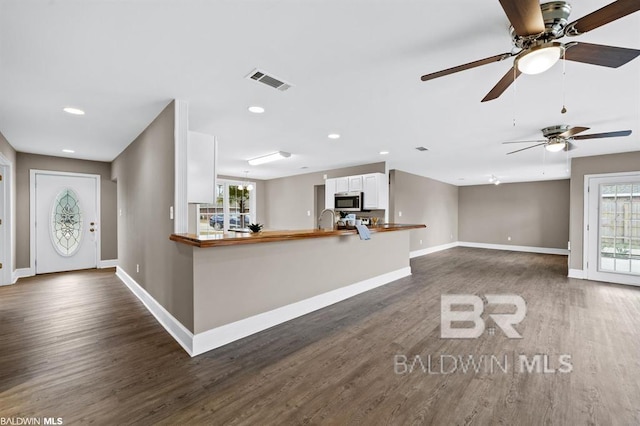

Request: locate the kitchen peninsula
(168, 223), (425, 356)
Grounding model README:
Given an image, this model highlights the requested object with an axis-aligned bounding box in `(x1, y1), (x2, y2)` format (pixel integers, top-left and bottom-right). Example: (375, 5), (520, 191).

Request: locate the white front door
(586, 173), (640, 286)
(34, 171), (100, 274)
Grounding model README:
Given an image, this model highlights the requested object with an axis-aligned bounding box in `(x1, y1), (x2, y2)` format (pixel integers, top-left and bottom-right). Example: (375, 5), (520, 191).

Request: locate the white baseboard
(98, 259), (118, 268)
(115, 266), (194, 356)
(191, 266), (412, 356)
(457, 241), (569, 256)
(568, 269), (585, 279)
(12, 268), (34, 283)
(410, 242), (458, 258)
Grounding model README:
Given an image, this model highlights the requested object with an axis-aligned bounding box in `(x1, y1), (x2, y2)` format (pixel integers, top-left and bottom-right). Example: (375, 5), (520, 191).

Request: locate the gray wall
(15, 153), (118, 268)
(263, 162), (386, 230)
(459, 180), (570, 249)
(389, 170), (458, 251)
(0, 132), (17, 271)
(111, 101), (195, 331)
(569, 151), (640, 270)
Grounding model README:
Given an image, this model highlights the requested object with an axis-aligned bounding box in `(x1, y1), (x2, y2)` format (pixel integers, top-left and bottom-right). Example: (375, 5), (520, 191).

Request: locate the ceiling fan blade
(420, 53), (512, 81)
(573, 130), (632, 140)
(565, 0), (640, 36)
(502, 139), (547, 144)
(498, 0), (545, 36)
(564, 42), (640, 68)
(506, 142), (547, 155)
(558, 126), (590, 138)
(481, 67), (522, 102)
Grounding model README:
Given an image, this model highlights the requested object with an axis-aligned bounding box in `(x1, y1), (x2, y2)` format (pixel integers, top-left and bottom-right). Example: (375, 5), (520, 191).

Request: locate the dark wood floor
(1, 248), (639, 425)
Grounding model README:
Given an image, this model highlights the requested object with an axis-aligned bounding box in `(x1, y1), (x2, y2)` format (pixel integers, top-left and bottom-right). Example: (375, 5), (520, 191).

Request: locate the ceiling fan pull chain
(561, 49), (567, 114)
(512, 66), (517, 127)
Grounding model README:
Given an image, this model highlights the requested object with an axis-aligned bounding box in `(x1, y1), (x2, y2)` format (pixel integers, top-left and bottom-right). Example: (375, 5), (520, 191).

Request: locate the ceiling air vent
(415, 146), (429, 151)
(246, 68), (292, 91)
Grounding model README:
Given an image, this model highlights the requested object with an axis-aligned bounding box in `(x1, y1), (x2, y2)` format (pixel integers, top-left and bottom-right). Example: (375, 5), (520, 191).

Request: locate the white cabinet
(325, 172), (388, 211)
(362, 173), (388, 210)
(325, 178), (336, 209)
(336, 177), (349, 193)
(187, 131), (217, 204)
(348, 176), (363, 192)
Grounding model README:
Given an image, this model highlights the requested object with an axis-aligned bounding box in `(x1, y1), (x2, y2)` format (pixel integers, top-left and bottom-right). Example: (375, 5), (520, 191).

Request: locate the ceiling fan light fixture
(545, 141), (566, 152)
(515, 42), (564, 75)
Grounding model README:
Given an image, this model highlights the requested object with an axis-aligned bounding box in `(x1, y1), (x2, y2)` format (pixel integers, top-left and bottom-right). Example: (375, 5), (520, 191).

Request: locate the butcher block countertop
(170, 223), (426, 248)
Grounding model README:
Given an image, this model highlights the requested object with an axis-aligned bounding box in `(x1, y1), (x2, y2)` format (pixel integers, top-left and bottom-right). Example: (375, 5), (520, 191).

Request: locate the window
(199, 179), (256, 235)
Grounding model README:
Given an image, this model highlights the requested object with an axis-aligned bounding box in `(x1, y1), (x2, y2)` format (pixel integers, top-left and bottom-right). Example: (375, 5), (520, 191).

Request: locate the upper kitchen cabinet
(326, 172), (388, 211)
(363, 173), (388, 210)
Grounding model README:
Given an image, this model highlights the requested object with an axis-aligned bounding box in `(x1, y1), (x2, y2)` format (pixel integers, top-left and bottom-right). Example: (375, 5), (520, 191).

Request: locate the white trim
(30, 170), (101, 274)
(174, 99), (189, 234)
(0, 153), (12, 286)
(410, 242), (459, 258)
(11, 268), (34, 284)
(191, 266), (411, 356)
(457, 241), (569, 256)
(115, 266), (194, 355)
(98, 259), (118, 268)
(568, 269), (585, 279)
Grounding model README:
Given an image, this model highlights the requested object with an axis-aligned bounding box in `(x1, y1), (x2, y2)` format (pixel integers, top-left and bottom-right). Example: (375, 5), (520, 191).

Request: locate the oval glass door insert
(51, 188), (83, 256)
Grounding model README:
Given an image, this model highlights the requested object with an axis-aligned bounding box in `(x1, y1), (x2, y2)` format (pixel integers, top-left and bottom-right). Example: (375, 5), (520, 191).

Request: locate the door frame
(30, 170), (101, 275)
(0, 152), (12, 286)
(583, 171), (640, 286)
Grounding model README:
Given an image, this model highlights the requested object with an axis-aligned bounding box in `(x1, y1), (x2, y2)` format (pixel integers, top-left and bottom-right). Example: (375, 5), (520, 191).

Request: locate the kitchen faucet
(318, 209), (336, 231)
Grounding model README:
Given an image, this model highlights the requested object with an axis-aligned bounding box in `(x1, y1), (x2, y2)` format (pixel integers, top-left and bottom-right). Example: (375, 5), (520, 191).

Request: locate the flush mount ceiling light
(328, 133), (340, 140)
(62, 149), (75, 153)
(379, 151), (389, 155)
(248, 106), (265, 114)
(63, 107), (85, 115)
(248, 151), (291, 166)
(515, 42), (564, 75)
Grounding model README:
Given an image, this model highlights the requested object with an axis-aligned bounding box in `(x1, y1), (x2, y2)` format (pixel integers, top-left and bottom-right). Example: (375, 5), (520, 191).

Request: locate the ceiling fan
(420, 0), (640, 102)
(502, 124), (632, 154)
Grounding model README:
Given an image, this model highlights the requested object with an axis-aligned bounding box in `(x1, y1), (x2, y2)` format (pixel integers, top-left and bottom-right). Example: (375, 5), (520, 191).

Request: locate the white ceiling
(1, 0), (639, 185)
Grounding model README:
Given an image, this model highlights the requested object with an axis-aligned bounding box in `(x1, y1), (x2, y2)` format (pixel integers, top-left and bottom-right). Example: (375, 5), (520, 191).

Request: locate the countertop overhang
(170, 223), (426, 248)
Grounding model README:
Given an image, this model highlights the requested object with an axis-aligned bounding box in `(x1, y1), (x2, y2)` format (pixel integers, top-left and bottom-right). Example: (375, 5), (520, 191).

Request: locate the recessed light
(63, 107), (85, 115)
(379, 151), (389, 155)
(62, 149), (75, 153)
(328, 133), (340, 140)
(248, 106), (265, 114)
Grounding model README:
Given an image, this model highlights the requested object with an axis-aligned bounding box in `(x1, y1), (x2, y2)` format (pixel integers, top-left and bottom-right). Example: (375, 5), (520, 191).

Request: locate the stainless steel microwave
(334, 191), (363, 211)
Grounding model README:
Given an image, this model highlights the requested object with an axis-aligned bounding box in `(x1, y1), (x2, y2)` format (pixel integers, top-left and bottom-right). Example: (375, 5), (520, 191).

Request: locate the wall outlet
(323, 174), (327, 180)
(450, 234), (453, 240)
(507, 236), (511, 241)
(119, 209), (122, 217)
(568, 241), (571, 250)
(169, 206), (174, 220)
(136, 264), (140, 273)
(398, 211), (402, 217)
(307, 210), (311, 216)
(419, 239), (423, 245)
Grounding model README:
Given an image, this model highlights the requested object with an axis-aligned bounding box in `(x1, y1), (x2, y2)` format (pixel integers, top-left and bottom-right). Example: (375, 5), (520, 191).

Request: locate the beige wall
(193, 230), (409, 333)
(459, 180), (570, 249)
(15, 153), (118, 268)
(112, 101), (195, 331)
(569, 151), (640, 270)
(0, 132), (17, 271)
(389, 170), (458, 251)
(263, 162), (386, 230)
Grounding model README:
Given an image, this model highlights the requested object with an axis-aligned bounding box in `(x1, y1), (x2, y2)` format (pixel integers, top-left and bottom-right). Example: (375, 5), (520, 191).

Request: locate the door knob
(90, 228), (95, 232)
(90, 222), (95, 226)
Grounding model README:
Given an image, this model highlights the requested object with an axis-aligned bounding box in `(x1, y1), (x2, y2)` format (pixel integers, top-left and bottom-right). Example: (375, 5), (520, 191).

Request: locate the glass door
(587, 174), (640, 286)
